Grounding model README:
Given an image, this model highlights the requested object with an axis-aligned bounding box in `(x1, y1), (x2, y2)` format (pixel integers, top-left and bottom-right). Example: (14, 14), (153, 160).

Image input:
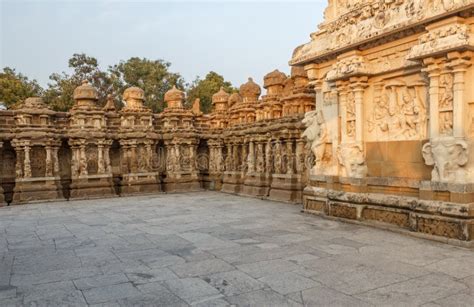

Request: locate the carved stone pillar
(256, 142), (264, 173)
(337, 81), (349, 143)
(130, 143), (138, 173)
(274, 140), (282, 174)
(247, 140), (255, 174)
(79, 144), (88, 176)
(174, 144), (181, 172)
(45, 146), (53, 177)
(145, 142), (153, 172)
(225, 144), (232, 171)
(423, 58), (444, 138)
(14, 145), (23, 179)
(23, 144), (32, 178)
(351, 77), (368, 143)
(295, 140), (305, 174)
(52, 146), (60, 176)
(286, 140), (294, 175)
(104, 142), (112, 174)
(97, 143), (105, 174)
(265, 139), (273, 174)
(448, 51), (472, 138)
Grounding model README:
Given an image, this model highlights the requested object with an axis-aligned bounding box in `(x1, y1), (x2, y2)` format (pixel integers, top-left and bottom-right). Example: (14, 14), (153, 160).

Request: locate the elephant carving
(422, 138), (468, 183)
(337, 143), (367, 178)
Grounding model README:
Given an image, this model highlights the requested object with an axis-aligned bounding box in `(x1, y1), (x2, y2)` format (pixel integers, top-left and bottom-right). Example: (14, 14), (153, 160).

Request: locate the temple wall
(293, 0), (474, 245)
(0, 70), (312, 206)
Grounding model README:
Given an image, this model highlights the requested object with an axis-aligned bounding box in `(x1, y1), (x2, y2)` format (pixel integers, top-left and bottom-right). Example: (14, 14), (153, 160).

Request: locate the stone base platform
(69, 175), (116, 200)
(201, 174), (223, 191)
(241, 173), (271, 198)
(12, 178), (63, 204)
(0, 186), (4, 206)
(120, 173), (161, 196)
(268, 174), (303, 203)
(162, 174), (201, 193)
(303, 176), (474, 245)
(221, 172), (244, 194)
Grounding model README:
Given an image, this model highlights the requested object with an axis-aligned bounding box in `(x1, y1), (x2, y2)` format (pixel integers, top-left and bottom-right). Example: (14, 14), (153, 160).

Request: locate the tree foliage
(108, 57), (184, 113)
(0, 67), (43, 108)
(186, 72), (236, 114)
(44, 53), (113, 111)
(2, 54), (235, 113)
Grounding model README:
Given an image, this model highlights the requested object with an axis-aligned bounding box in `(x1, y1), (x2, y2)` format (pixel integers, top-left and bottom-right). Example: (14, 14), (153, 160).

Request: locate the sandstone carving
(422, 137), (469, 182)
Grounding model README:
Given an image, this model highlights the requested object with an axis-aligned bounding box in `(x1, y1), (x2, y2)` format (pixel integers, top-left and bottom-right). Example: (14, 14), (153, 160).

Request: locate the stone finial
(164, 85), (185, 109)
(212, 87), (230, 105)
(263, 70), (287, 97)
(72, 80), (99, 110)
(123, 86), (147, 111)
(239, 78), (261, 103)
(228, 92), (242, 108)
(264, 70), (287, 89)
(20, 97), (50, 110)
(103, 94), (117, 112)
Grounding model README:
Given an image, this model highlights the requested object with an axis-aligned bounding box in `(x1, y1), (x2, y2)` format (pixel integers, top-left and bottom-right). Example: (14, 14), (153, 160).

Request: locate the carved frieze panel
(408, 19), (472, 60)
(367, 78), (428, 141)
(291, 0), (474, 65)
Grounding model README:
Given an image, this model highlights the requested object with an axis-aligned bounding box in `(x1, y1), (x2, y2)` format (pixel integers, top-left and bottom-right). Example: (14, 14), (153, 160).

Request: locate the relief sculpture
(368, 80), (427, 140)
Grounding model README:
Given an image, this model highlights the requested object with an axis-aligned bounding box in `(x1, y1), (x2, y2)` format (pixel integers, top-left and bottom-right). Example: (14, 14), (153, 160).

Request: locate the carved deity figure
(368, 80), (427, 140)
(439, 73), (454, 109)
(346, 91), (355, 118)
(440, 112), (453, 135)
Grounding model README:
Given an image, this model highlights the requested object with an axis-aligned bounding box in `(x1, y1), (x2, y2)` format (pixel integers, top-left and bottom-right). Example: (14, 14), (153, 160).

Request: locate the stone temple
(1, 0), (474, 246)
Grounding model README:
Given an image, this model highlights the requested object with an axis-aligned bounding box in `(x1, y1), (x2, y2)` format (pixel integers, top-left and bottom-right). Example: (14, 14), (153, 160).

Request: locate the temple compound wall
(293, 0), (474, 245)
(0, 68), (314, 206)
(3, 0), (474, 246)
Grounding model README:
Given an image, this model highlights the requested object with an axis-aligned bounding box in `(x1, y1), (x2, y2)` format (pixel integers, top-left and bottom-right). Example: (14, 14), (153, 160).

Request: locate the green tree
(44, 53), (113, 111)
(0, 67), (43, 108)
(186, 72), (236, 114)
(108, 57), (184, 112)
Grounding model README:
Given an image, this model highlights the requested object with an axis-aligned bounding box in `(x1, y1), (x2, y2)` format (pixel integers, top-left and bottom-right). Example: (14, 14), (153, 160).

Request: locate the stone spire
(122, 86), (149, 112)
(164, 85), (185, 109)
(239, 78), (261, 104)
(212, 87), (230, 112)
(72, 80), (99, 110)
(263, 70), (287, 97)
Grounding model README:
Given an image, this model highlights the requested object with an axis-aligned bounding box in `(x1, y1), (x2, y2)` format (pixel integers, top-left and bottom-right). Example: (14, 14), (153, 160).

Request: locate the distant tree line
(0, 53), (237, 113)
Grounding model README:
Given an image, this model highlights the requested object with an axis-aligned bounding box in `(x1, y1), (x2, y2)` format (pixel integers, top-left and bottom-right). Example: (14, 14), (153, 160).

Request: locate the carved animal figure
(422, 138), (468, 182)
(302, 110), (330, 171)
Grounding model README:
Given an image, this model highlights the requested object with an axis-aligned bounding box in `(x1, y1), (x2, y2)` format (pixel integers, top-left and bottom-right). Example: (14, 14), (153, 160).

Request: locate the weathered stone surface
(0, 192), (472, 306)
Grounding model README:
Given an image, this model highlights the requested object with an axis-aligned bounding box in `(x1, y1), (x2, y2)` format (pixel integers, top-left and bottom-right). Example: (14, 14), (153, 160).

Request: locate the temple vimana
(2, 0), (474, 246)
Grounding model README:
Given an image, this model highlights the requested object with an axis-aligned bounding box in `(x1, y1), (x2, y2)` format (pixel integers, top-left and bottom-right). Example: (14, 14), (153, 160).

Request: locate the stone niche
(296, 0), (474, 245)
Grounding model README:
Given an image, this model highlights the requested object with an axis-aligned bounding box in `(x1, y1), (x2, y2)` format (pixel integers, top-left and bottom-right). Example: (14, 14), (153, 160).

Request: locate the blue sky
(1, 1), (325, 88)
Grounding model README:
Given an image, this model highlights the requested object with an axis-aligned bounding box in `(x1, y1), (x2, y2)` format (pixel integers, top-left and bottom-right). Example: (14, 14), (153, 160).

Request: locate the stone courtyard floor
(0, 192), (474, 306)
